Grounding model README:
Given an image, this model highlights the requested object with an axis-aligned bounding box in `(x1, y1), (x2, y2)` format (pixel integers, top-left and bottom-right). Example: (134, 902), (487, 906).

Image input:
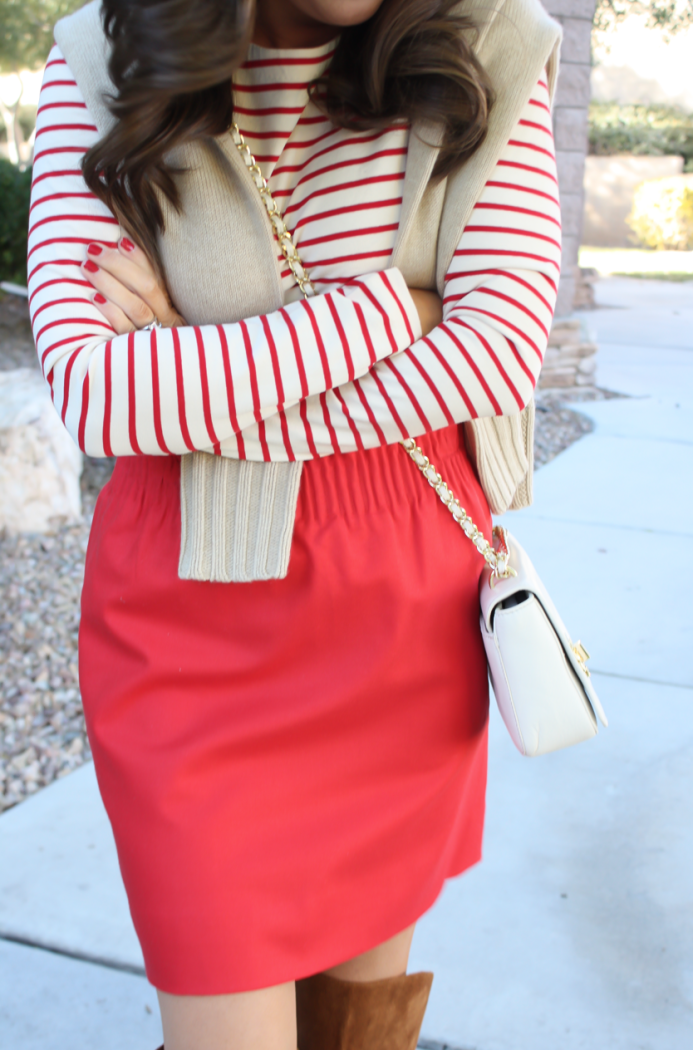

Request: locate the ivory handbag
(401, 440), (608, 756)
(230, 124), (608, 758)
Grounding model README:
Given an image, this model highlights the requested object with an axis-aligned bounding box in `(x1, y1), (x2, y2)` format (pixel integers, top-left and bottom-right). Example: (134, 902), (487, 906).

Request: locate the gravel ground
(534, 385), (624, 468)
(0, 290), (614, 812)
(0, 459), (114, 812)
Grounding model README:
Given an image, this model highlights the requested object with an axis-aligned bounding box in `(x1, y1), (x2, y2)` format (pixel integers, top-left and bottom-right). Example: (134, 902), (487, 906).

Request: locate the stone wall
(544, 0), (596, 317)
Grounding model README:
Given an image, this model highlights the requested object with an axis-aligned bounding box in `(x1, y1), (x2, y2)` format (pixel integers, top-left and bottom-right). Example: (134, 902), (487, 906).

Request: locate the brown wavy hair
(83, 0), (494, 266)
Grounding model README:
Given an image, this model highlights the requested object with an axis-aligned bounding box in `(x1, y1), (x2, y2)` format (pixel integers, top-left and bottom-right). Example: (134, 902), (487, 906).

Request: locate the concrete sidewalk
(411, 277), (693, 1048)
(1, 277), (691, 1048)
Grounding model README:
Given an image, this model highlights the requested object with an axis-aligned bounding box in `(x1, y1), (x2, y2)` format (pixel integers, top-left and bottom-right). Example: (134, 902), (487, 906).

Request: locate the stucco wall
(583, 155), (685, 247)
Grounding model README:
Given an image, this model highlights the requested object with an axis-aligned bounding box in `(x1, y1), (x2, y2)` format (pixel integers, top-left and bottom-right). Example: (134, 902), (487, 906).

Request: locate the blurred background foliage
(0, 106), (38, 145)
(0, 2), (84, 281)
(0, 1), (85, 165)
(628, 176), (693, 248)
(0, 0), (85, 73)
(0, 158), (33, 284)
(593, 0), (693, 40)
(589, 102), (693, 171)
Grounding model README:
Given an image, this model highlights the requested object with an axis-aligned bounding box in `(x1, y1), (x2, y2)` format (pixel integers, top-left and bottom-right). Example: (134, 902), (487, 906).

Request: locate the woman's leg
(157, 981), (297, 1050)
(296, 924), (430, 1050)
(323, 923), (417, 981)
(156, 925), (418, 1050)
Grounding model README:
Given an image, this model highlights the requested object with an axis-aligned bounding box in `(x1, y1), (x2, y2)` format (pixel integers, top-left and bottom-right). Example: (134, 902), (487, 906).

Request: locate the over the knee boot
(296, 971), (433, 1050)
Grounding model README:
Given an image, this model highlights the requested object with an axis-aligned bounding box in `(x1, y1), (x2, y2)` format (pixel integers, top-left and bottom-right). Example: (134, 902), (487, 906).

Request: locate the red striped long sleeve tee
(29, 41), (561, 461)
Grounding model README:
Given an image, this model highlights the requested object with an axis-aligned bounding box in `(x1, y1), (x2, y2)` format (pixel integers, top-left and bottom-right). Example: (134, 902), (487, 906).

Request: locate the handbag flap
(480, 531), (608, 727)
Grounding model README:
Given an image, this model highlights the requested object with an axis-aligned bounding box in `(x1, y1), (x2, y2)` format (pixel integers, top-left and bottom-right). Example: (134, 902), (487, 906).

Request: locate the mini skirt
(79, 423), (492, 994)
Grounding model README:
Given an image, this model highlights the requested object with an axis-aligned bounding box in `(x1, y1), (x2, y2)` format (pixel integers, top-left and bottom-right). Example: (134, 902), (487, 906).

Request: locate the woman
(30, 0), (561, 1046)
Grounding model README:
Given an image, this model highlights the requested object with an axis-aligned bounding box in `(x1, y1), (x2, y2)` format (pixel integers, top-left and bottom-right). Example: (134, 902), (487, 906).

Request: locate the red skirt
(79, 424), (491, 995)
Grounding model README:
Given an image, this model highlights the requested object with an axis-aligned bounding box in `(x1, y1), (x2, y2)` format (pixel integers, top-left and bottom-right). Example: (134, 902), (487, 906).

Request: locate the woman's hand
(408, 287), (443, 338)
(81, 237), (186, 333)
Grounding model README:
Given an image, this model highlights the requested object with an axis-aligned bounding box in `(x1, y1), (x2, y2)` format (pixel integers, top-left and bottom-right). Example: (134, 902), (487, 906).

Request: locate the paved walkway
(412, 277), (693, 1049)
(1, 277), (691, 1049)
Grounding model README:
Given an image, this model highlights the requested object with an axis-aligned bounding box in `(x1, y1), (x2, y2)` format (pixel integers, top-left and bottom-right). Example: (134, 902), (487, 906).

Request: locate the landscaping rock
(0, 368), (82, 533)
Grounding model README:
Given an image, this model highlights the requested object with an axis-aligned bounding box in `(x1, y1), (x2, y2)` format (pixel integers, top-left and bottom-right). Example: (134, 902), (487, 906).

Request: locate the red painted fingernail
(87, 243), (102, 256)
(84, 259), (99, 273)
(94, 293), (107, 305)
(120, 237), (135, 252)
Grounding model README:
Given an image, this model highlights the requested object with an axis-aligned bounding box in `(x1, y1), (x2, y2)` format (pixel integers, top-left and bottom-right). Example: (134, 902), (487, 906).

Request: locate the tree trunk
(0, 99), (20, 165)
(0, 74), (25, 166)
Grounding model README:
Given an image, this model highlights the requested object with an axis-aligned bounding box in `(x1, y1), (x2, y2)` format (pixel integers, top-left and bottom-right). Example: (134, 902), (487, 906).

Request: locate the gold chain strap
(229, 121), (516, 583)
(230, 124), (316, 298)
(400, 439), (515, 583)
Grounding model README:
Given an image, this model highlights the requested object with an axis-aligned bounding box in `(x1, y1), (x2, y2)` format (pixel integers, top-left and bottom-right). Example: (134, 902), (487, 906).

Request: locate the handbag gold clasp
(571, 641), (591, 677)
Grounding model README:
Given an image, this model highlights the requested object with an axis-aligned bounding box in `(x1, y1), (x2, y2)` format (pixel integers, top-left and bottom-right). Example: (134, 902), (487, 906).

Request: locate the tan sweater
(55, 0), (561, 583)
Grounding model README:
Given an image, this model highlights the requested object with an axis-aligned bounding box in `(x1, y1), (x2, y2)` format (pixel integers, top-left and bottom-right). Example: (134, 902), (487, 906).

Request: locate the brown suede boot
(296, 971), (433, 1050)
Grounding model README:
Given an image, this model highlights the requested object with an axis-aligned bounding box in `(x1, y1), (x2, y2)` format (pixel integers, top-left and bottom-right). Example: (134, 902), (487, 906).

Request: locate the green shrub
(0, 159), (32, 285)
(627, 176), (693, 250)
(589, 102), (693, 173)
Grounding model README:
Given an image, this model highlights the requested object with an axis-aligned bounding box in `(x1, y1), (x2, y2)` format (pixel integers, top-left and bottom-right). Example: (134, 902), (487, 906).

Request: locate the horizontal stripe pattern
(232, 40), (335, 177)
(29, 44), (560, 461)
(234, 41), (409, 296)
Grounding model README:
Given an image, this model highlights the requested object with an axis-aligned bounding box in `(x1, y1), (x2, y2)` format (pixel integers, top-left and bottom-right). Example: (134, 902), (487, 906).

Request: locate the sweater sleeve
(238, 74), (560, 460)
(29, 47), (421, 459)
